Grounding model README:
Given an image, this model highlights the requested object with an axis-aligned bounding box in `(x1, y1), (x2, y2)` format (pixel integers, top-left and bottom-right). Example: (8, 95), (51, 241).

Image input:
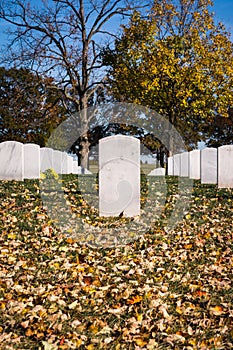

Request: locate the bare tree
(0, 0), (148, 168)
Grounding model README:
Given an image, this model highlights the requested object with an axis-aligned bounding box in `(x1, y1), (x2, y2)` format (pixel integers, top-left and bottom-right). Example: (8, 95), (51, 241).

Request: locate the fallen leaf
(127, 295), (142, 304)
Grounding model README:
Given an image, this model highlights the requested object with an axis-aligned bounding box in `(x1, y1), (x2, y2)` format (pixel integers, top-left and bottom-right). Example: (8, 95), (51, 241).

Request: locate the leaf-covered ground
(0, 176), (233, 349)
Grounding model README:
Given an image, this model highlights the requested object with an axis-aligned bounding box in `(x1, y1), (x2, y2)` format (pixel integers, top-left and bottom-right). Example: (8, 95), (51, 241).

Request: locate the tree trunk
(168, 111), (175, 157)
(78, 94), (90, 170)
(79, 133), (90, 170)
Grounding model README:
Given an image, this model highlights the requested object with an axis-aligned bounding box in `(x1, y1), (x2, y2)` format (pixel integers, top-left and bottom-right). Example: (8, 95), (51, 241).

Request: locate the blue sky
(212, 0), (233, 39)
(0, 0), (233, 45)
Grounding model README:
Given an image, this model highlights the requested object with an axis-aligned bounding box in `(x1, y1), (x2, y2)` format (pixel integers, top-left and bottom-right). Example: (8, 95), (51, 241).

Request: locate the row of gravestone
(1, 137), (232, 218)
(0, 141), (91, 181)
(167, 146), (233, 188)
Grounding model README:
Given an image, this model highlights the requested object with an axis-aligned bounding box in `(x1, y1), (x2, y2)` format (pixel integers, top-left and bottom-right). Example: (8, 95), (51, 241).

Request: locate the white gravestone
(180, 152), (189, 177)
(167, 156), (173, 175)
(99, 135), (140, 217)
(24, 143), (40, 179)
(218, 145), (233, 188)
(0, 141), (24, 181)
(67, 155), (74, 174)
(173, 153), (181, 176)
(148, 168), (165, 176)
(189, 150), (201, 180)
(72, 164), (92, 174)
(61, 153), (68, 174)
(201, 148), (217, 184)
(52, 150), (63, 174)
(72, 160), (80, 174)
(40, 147), (53, 172)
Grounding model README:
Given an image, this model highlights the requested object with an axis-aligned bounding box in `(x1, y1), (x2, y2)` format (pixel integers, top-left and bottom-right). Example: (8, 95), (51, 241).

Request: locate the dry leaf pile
(0, 176), (233, 349)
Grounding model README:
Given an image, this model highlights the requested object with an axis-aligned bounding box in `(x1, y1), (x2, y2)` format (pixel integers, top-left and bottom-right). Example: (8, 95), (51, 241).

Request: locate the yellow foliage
(105, 0), (233, 147)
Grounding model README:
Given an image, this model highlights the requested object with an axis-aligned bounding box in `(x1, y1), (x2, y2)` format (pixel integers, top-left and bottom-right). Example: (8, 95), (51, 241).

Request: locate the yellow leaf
(0, 302), (6, 309)
(75, 339), (83, 347)
(86, 345), (94, 350)
(136, 313), (143, 321)
(134, 337), (147, 346)
(200, 340), (207, 347)
(7, 233), (16, 239)
(189, 338), (196, 346)
(175, 306), (183, 314)
(204, 231), (211, 238)
(89, 324), (99, 334)
(77, 266), (85, 272)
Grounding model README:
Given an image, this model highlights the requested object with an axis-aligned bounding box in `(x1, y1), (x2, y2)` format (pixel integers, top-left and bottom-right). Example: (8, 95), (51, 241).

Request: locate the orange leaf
(195, 290), (207, 297)
(176, 331), (183, 336)
(127, 295), (142, 304)
(92, 277), (101, 286)
(210, 305), (224, 315)
(184, 244), (192, 249)
(83, 276), (92, 285)
(59, 337), (65, 345)
(25, 328), (33, 336)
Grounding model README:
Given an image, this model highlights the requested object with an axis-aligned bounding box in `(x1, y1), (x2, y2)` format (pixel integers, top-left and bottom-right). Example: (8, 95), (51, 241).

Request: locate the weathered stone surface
(60, 153), (68, 174)
(99, 135), (140, 217)
(180, 152), (189, 177)
(24, 143), (40, 179)
(167, 157), (173, 175)
(40, 147), (53, 172)
(201, 148), (217, 184)
(52, 150), (63, 174)
(189, 150), (201, 180)
(72, 160), (80, 174)
(0, 141), (24, 181)
(218, 145), (233, 188)
(148, 168), (165, 176)
(173, 153), (181, 176)
(67, 155), (74, 174)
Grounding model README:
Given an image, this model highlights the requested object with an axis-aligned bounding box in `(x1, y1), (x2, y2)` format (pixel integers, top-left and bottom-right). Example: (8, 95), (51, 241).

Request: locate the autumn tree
(103, 0), (233, 154)
(0, 0), (148, 168)
(0, 66), (65, 145)
(206, 107), (233, 147)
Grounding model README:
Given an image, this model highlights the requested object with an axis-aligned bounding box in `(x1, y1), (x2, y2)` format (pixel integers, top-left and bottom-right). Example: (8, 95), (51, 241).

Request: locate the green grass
(0, 176), (233, 349)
